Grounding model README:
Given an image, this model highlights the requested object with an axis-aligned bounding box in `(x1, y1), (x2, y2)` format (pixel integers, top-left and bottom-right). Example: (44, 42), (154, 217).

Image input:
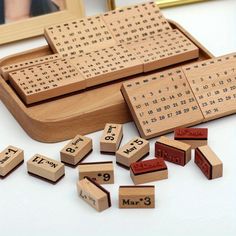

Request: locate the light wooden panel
(121, 68), (204, 139)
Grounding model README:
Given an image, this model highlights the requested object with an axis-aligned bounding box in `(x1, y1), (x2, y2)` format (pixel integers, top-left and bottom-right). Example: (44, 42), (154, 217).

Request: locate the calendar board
(121, 68), (204, 139)
(121, 53), (236, 139)
(183, 53), (236, 121)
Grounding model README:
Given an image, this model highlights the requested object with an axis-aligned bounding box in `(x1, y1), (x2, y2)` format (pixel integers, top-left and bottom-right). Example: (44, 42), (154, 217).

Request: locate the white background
(0, 0), (236, 235)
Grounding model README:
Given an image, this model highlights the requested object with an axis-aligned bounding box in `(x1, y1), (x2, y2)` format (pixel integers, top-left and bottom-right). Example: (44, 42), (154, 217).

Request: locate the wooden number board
(121, 68), (204, 139)
(102, 1), (171, 43)
(69, 44), (143, 87)
(126, 29), (199, 72)
(9, 59), (85, 104)
(122, 53), (236, 139)
(44, 16), (117, 57)
(183, 53), (236, 121)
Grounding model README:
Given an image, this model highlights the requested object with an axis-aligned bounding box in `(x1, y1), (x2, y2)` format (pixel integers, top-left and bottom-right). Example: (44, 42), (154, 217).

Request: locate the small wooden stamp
(119, 186), (155, 209)
(116, 137), (149, 169)
(78, 161), (114, 184)
(0, 146), (24, 177)
(27, 154), (65, 183)
(60, 135), (92, 166)
(77, 177), (111, 212)
(155, 136), (191, 166)
(195, 145), (223, 180)
(174, 127), (208, 149)
(130, 158), (168, 184)
(100, 123), (123, 154)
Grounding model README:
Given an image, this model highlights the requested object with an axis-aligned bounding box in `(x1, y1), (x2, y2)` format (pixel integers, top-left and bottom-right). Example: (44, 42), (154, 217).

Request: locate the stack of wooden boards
(0, 1), (199, 104)
(0, 124), (223, 212)
(121, 53), (236, 139)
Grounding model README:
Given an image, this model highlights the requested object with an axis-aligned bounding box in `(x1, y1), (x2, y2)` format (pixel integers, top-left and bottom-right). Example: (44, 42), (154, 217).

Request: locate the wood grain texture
(116, 137), (149, 168)
(0, 21), (213, 143)
(27, 154), (65, 182)
(78, 161), (114, 184)
(155, 136), (191, 166)
(60, 134), (92, 166)
(0, 146), (24, 177)
(121, 68), (204, 139)
(195, 145), (223, 179)
(126, 29), (199, 72)
(119, 186), (155, 208)
(77, 177), (111, 212)
(182, 53), (236, 121)
(100, 123), (123, 153)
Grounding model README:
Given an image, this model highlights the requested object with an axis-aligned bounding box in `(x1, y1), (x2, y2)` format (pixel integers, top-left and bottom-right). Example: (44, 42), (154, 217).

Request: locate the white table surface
(0, 1), (235, 235)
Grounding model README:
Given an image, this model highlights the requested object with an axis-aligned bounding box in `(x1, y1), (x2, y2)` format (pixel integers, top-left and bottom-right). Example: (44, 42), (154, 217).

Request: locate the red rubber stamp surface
(131, 158), (167, 175)
(155, 142), (185, 166)
(195, 148), (211, 179)
(175, 128), (208, 140)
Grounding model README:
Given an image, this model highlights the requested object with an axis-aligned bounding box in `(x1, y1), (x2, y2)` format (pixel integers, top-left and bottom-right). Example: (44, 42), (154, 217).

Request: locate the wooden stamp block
(0, 54), (60, 80)
(27, 154), (65, 183)
(119, 186), (155, 209)
(195, 145), (223, 179)
(116, 137), (149, 169)
(121, 68), (204, 139)
(45, 16), (116, 57)
(69, 44), (143, 88)
(183, 53), (236, 121)
(174, 127), (208, 149)
(0, 146), (24, 177)
(130, 158), (168, 184)
(78, 161), (114, 184)
(155, 136), (191, 166)
(60, 135), (92, 166)
(9, 59), (85, 104)
(102, 1), (171, 44)
(77, 177), (111, 212)
(126, 29), (199, 72)
(100, 123), (123, 154)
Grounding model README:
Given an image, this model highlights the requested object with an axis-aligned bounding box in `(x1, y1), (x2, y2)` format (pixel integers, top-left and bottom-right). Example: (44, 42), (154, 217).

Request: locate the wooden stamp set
(0, 124), (223, 211)
(0, 1), (216, 143)
(0, 1), (231, 212)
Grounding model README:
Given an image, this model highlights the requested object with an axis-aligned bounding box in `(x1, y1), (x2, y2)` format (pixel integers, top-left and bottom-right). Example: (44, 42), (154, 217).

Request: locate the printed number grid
(69, 44), (143, 87)
(9, 59), (85, 104)
(45, 16), (116, 57)
(183, 53), (236, 121)
(102, 1), (171, 44)
(121, 68), (204, 139)
(126, 29), (199, 72)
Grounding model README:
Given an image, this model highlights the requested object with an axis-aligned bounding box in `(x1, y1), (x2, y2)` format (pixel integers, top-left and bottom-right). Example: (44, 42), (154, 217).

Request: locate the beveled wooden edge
(0, 20), (214, 143)
(0, 0), (85, 45)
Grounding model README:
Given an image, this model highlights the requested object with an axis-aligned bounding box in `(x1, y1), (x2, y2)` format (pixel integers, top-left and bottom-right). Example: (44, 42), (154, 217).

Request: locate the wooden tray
(0, 20), (213, 143)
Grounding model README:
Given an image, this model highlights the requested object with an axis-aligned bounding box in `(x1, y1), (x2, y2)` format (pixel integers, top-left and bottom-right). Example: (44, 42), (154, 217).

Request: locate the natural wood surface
(77, 177), (111, 212)
(0, 146), (24, 177)
(121, 68), (204, 139)
(195, 145), (223, 179)
(155, 136), (191, 166)
(0, 21), (213, 143)
(182, 53), (236, 121)
(100, 124), (123, 153)
(78, 161), (114, 184)
(116, 137), (149, 168)
(119, 186), (155, 209)
(27, 154), (65, 182)
(60, 135), (93, 166)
